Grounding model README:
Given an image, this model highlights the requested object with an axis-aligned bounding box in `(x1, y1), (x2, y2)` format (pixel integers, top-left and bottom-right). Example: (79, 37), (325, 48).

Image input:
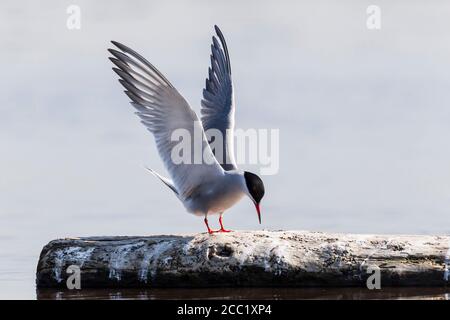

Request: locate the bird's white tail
(144, 166), (179, 195)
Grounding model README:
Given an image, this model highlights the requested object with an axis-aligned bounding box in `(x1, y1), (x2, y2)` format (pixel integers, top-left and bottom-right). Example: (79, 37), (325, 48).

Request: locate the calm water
(36, 287), (450, 300)
(2, 1), (450, 299)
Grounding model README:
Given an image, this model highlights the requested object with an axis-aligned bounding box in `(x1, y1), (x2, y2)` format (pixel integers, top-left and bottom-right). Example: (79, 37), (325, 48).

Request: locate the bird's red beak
(255, 202), (261, 224)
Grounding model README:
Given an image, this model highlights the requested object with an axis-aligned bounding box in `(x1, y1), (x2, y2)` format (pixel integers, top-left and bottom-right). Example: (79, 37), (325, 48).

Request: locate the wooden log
(36, 231), (450, 288)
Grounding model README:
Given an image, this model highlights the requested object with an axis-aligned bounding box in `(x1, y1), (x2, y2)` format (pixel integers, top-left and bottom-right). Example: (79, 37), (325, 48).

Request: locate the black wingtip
(112, 67), (123, 77)
(214, 25), (225, 40)
(110, 41), (121, 51)
(111, 40), (129, 53)
(212, 25), (231, 73)
(111, 40), (130, 53)
(108, 56), (118, 65)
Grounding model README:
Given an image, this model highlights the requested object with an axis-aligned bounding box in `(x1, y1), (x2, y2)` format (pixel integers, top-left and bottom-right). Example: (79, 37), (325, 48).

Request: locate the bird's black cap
(244, 171), (265, 203)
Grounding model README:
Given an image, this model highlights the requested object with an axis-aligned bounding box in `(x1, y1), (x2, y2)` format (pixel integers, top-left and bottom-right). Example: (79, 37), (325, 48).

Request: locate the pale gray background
(1, 0), (450, 298)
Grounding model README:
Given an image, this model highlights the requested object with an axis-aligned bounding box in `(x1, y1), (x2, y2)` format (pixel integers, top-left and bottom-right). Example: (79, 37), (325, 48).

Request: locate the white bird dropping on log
(108, 26), (265, 233)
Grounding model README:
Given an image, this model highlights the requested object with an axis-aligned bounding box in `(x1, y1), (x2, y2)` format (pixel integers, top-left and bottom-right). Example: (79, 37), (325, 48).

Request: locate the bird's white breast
(182, 171), (246, 216)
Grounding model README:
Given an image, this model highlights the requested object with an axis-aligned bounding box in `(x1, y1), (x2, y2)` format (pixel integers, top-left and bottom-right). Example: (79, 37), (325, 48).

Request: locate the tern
(108, 26), (265, 233)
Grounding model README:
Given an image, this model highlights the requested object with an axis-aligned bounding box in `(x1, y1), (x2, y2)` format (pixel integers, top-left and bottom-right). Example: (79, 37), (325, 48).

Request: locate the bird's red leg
(219, 215), (232, 233)
(204, 217), (215, 234)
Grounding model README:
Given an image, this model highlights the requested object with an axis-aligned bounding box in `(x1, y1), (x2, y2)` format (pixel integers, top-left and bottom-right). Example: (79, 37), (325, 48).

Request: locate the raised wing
(201, 26), (237, 171)
(108, 41), (224, 199)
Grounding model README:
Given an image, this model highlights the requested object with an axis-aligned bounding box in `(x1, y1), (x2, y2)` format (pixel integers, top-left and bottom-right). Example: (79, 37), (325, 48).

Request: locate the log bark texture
(36, 231), (450, 288)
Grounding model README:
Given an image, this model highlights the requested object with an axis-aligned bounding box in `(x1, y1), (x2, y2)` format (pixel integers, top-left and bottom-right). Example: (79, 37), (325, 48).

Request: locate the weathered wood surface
(36, 231), (450, 288)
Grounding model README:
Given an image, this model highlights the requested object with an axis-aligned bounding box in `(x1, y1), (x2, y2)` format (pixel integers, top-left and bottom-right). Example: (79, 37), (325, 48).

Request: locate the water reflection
(36, 287), (450, 300)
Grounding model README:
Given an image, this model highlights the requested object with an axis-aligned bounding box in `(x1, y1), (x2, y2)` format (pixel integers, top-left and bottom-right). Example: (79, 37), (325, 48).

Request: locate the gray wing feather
(109, 41), (224, 199)
(200, 25), (237, 171)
